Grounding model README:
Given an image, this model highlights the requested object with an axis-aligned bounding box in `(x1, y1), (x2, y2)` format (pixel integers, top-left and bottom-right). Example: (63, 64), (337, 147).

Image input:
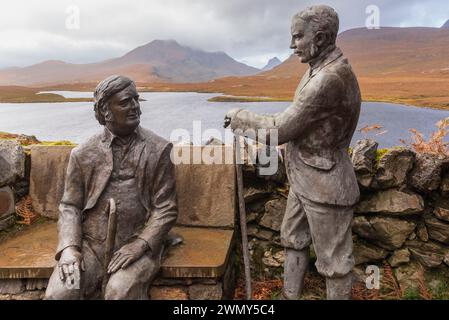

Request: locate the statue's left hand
(107, 238), (149, 274)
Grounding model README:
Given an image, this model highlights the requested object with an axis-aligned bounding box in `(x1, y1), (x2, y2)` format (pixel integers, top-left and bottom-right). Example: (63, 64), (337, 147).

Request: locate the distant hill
(442, 20), (449, 29)
(262, 57), (282, 71)
(147, 27), (449, 110)
(0, 40), (260, 86)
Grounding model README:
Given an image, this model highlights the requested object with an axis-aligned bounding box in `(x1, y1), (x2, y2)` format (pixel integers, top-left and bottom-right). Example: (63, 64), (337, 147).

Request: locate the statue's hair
(293, 5), (339, 45)
(93, 75), (136, 125)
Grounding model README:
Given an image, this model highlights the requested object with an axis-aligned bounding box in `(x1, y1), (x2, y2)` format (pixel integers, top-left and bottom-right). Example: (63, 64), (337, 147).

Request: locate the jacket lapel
(294, 47), (343, 98)
(84, 131), (114, 212)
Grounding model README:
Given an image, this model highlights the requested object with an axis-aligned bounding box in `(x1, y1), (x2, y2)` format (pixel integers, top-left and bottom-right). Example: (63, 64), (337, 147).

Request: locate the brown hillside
(144, 27), (449, 109)
(0, 40), (259, 86)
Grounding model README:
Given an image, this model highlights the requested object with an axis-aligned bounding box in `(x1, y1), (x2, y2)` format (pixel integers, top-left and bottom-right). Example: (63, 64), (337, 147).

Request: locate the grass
(0, 86), (91, 103)
(207, 95), (291, 103)
(39, 140), (76, 146)
(0, 131), (76, 147)
(375, 148), (389, 164)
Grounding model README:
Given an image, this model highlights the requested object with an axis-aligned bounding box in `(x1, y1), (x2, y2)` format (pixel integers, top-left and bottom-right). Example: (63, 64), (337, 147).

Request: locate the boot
(326, 273), (353, 300)
(282, 248), (309, 300)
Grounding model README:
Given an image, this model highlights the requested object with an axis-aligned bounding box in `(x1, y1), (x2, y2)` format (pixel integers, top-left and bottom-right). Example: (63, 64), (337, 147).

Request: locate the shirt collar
(101, 126), (143, 147)
(308, 45), (342, 76)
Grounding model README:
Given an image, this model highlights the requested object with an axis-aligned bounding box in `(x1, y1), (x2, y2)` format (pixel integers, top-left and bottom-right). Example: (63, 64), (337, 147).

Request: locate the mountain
(442, 20), (449, 29)
(0, 40), (259, 86)
(155, 27), (449, 109)
(261, 57), (282, 71)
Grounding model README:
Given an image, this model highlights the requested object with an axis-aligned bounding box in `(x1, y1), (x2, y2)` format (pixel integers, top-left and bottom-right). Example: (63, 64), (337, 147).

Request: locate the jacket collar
(308, 46), (343, 78)
(101, 126), (145, 147)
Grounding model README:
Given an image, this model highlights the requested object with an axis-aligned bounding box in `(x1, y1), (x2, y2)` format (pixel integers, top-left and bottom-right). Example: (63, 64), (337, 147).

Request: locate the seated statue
(45, 75), (178, 300)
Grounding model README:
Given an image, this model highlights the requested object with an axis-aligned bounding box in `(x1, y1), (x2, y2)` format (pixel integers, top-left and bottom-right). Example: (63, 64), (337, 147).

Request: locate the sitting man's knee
(44, 285), (80, 300)
(104, 274), (132, 300)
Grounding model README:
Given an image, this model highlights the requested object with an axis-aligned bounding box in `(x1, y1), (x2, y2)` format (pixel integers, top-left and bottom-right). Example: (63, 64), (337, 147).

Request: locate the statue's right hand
(58, 246), (85, 282)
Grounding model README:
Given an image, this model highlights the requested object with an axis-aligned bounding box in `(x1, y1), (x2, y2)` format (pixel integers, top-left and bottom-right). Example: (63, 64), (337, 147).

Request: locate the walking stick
(102, 198), (117, 299)
(234, 136), (252, 300)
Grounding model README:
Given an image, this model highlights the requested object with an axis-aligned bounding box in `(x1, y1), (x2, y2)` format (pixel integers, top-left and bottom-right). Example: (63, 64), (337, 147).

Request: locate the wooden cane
(234, 136), (252, 300)
(101, 198), (117, 299)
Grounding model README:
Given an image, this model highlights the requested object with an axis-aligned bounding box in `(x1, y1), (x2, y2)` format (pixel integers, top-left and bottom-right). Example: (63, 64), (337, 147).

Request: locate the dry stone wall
(242, 139), (449, 296)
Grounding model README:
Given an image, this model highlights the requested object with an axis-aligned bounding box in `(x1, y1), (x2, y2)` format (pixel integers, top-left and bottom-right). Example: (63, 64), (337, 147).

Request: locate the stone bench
(0, 145), (237, 300)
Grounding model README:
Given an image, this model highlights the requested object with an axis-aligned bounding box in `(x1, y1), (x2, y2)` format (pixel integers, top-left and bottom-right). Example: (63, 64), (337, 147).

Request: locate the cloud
(0, 0), (448, 69)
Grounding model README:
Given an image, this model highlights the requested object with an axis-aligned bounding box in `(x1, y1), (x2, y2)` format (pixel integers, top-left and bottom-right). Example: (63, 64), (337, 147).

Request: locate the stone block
(409, 153), (443, 193)
(0, 279), (25, 294)
(356, 189), (424, 216)
(424, 215), (449, 244)
(174, 146), (236, 228)
(259, 198), (286, 232)
(0, 140), (25, 187)
(372, 148), (414, 189)
(149, 286), (188, 300)
(351, 139), (378, 188)
(0, 186), (15, 231)
(29, 145), (74, 219)
(188, 283), (223, 300)
(388, 248), (410, 267)
(352, 215), (416, 250)
(353, 241), (388, 265)
(406, 240), (446, 268)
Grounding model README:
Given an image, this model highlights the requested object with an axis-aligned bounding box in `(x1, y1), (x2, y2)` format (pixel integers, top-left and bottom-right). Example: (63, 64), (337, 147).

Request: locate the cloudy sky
(0, 0), (448, 69)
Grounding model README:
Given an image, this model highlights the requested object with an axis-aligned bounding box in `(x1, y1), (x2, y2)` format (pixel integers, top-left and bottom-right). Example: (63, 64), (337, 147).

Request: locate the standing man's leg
(280, 190), (312, 300)
(301, 197), (355, 300)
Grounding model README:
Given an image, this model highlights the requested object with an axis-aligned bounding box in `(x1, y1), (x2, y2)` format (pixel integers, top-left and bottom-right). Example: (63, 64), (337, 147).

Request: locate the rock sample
(433, 197), (449, 222)
(259, 198), (286, 232)
(406, 240), (446, 268)
(409, 153), (442, 193)
(352, 215), (416, 250)
(388, 248), (410, 267)
(351, 139), (377, 188)
(356, 189), (424, 216)
(424, 215), (449, 244)
(0, 140), (25, 187)
(0, 186), (15, 231)
(353, 240), (388, 265)
(371, 148), (414, 189)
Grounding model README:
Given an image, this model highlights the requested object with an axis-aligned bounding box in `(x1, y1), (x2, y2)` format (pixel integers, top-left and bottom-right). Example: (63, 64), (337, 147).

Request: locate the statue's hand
(224, 108), (242, 128)
(107, 238), (149, 274)
(58, 246), (85, 282)
(224, 115), (231, 128)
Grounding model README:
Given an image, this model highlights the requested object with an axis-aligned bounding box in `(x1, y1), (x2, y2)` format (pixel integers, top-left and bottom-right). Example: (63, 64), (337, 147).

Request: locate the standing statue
(45, 75), (178, 300)
(225, 5), (361, 300)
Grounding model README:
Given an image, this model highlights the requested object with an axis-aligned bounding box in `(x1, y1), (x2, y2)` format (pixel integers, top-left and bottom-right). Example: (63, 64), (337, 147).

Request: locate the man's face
(290, 18), (317, 63)
(105, 85), (141, 136)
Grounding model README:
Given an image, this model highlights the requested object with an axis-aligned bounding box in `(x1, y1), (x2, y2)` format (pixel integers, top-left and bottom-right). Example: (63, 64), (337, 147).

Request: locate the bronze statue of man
(225, 5), (361, 300)
(45, 75), (178, 300)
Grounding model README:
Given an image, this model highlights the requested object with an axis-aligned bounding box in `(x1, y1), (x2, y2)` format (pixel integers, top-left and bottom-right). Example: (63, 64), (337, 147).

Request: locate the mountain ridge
(0, 39), (259, 86)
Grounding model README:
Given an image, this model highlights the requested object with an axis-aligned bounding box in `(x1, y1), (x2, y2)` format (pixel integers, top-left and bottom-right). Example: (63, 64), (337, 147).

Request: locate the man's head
(94, 75), (141, 137)
(290, 5), (339, 63)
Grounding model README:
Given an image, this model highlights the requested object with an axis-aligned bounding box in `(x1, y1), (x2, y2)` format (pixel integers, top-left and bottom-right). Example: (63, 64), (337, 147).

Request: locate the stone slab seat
(0, 145), (237, 284)
(0, 222), (234, 279)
